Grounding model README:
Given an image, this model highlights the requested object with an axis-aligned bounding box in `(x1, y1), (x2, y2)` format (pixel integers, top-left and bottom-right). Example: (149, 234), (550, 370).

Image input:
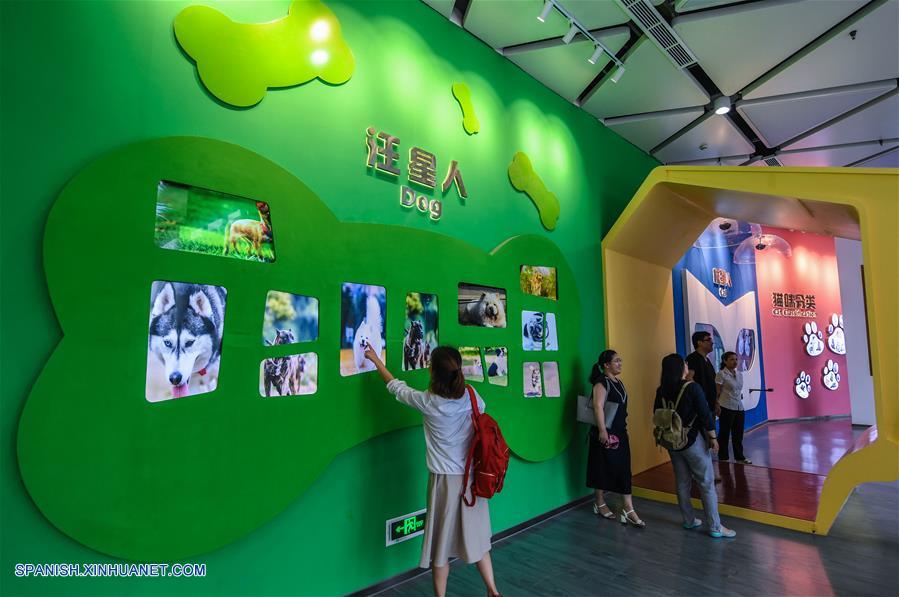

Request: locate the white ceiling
(421, 0), (899, 168)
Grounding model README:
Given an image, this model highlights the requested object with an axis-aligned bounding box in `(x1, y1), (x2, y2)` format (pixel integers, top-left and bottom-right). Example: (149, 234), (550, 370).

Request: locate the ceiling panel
(675, 0), (747, 12)
(421, 0), (455, 19)
(737, 81), (897, 148)
(856, 147), (899, 168)
(744, 0), (899, 99)
(508, 29), (631, 102)
(464, 0), (572, 48)
(673, 155), (750, 166)
(673, 0), (866, 96)
(785, 91), (899, 150)
(605, 107), (704, 152)
(565, 0), (631, 29)
(581, 37), (709, 119)
(653, 113), (754, 163)
(778, 140), (899, 167)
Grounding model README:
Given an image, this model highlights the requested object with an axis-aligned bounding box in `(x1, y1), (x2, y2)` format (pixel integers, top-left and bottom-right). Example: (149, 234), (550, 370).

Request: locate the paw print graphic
(822, 359), (841, 390)
(794, 371), (812, 399)
(803, 321), (824, 356)
(827, 313), (846, 355)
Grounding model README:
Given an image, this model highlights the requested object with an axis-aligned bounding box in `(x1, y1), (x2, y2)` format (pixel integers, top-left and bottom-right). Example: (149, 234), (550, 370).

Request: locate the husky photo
(340, 283), (386, 376)
(458, 282), (507, 328)
(154, 180), (275, 263)
(146, 280), (227, 402)
(403, 292), (438, 371)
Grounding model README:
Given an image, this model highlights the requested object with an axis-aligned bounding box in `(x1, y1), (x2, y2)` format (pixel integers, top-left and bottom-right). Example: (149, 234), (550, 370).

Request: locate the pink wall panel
(756, 227), (851, 420)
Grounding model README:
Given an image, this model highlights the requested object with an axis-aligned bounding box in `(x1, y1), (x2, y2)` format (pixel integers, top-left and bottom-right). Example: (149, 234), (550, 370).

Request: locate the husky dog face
(148, 282), (224, 399)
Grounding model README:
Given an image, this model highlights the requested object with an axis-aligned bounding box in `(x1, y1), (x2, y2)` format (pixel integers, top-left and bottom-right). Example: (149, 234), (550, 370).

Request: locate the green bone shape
(452, 82), (480, 135)
(508, 152), (560, 230)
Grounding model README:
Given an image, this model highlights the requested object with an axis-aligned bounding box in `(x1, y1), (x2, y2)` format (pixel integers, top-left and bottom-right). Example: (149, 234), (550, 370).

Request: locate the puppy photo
(520, 265), (557, 299)
(340, 283), (386, 376)
(485, 346), (508, 387)
(403, 292), (438, 371)
(262, 290), (319, 345)
(458, 283), (507, 328)
(154, 181), (275, 263)
(459, 346), (484, 382)
(146, 280), (227, 402)
(522, 310), (545, 351)
(523, 362), (542, 398)
(259, 352), (317, 397)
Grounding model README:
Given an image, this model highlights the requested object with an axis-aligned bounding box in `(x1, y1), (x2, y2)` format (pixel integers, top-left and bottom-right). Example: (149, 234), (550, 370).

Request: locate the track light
(562, 22), (578, 44)
(713, 96), (731, 115)
(537, 1), (553, 23)
(610, 64), (626, 83)
(587, 46), (604, 65)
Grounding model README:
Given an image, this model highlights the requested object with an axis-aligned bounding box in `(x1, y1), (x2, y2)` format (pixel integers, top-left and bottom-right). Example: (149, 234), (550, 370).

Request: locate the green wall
(0, 1), (657, 595)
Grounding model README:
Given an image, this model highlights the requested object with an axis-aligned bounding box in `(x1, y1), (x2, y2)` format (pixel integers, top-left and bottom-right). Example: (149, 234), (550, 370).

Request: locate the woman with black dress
(587, 350), (644, 527)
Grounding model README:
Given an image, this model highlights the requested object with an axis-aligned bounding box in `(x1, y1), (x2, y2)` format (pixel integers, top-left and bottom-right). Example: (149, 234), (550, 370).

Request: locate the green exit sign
(385, 509), (427, 546)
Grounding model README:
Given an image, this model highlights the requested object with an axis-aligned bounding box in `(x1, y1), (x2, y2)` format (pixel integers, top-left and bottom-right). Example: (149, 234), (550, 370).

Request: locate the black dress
(586, 377), (632, 494)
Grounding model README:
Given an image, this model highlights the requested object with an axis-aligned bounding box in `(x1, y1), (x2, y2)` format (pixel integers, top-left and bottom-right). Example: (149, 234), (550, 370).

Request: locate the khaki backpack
(652, 381), (695, 451)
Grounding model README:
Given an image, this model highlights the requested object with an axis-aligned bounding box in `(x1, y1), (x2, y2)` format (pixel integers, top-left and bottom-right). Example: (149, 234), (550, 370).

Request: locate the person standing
(716, 351), (751, 464)
(586, 350), (644, 527)
(364, 345), (502, 597)
(654, 353), (736, 538)
(686, 331), (719, 417)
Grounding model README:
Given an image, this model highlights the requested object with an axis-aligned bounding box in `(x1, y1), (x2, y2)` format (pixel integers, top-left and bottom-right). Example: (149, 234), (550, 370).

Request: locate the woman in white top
(715, 351), (751, 464)
(364, 345), (502, 597)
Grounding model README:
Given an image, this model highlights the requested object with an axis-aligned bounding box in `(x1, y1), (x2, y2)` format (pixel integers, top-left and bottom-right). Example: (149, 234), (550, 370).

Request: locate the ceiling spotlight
(713, 96), (731, 115)
(587, 46), (604, 65)
(610, 64), (626, 83)
(562, 22), (578, 44)
(537, 0), (554, 23)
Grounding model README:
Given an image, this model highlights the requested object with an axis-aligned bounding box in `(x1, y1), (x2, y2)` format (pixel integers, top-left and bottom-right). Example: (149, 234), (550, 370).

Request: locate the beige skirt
(419, 473), (492, 568)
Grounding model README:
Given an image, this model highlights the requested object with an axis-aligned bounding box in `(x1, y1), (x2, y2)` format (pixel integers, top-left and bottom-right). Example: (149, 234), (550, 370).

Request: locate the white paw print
(822, 359), (841, 391)
(827, 313), (846, 355)
(794, 371), (811, 399)
(803, 321), (824, 356)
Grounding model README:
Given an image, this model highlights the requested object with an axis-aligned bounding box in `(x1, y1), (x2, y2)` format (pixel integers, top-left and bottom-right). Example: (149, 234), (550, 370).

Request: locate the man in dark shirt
(686, 331), (719, 417)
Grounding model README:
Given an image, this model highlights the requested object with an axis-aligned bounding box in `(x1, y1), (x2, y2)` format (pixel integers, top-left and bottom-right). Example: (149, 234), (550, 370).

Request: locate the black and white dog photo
(522, 311), (545, 351)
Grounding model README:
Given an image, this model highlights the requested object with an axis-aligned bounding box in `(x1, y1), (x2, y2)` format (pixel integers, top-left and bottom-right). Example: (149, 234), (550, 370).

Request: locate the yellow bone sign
(508, 152), (560, 230)
(451, 83), (480, 135)
(174, 0), (355, 108)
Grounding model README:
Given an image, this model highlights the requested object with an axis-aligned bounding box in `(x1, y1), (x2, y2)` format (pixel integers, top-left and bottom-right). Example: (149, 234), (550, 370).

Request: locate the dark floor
(375, 481), (899, 596)
(632, 419), (865, 521)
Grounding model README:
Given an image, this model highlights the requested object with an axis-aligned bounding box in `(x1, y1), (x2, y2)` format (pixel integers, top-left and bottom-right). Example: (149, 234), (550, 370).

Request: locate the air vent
(615, 0), (697, 69)
(764, 157), (782, 167)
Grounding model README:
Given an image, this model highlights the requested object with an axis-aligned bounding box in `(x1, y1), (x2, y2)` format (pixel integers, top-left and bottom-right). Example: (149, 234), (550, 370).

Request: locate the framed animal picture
(259, 352), (317, 397)
(544, 313), (558, 351)
(520, 265), (557, 300)
(523, 362), (542, 398)
(340, 283), (387, 377)
(458, 283), (507, 328)
(146, 280), (227, 402)
(543, 362), (560, 397)
(154, 180), (275, 263)
(460, 346), (484, 382)
(485, 347), (508, 386)
(403, 292), (438, 371)
(262, 291), (319, 345)
(522, 310), (545, 351)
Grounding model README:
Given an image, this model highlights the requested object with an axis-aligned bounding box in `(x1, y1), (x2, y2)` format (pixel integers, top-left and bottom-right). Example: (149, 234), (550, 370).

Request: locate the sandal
(592, 502), (615, 519)
(619, 509), (646, 528)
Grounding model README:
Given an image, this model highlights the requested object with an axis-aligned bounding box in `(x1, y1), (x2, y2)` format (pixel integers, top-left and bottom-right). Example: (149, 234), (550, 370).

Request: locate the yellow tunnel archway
(603, 166), (898, 534)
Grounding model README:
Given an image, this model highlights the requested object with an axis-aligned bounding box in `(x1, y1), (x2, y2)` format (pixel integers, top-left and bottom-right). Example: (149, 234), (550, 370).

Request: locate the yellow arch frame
(603, 166), (898, 534)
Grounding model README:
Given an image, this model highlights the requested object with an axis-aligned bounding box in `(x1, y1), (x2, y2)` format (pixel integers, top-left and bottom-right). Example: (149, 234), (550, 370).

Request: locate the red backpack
(462, 385), (510, 507)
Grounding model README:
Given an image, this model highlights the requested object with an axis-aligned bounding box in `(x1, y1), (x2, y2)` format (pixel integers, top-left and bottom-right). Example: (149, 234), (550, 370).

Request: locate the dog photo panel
(403, 292), (438, 371)
(544, 313), (558, 351)
(460, 346), (484, 382)
(340, 283), (387, 377)
(458, 282), (507, 328)
(520, 265), (557, 300)
(262, 291), (319, 345)
(542, 362), (561, 398)
(485, 347), (508, 387)
(522, 310), (545, 351)
(155, 180), (275, 263)
(523, 362), (542, 398)
(259, 352), (317, 397)
(146, 280), (228, 403)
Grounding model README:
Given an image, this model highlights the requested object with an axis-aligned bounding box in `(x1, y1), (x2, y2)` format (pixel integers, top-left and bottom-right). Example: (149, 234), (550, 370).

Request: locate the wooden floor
(631, 419), (864, 522)
(374, 481), (899, 596)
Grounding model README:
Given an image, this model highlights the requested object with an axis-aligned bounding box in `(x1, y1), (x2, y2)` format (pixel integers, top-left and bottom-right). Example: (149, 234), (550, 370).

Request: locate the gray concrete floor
(376, 481), (899, 596)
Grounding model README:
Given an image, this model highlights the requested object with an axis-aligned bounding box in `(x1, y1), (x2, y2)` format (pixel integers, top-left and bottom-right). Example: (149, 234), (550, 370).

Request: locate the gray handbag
(576, 394), (618, 428)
